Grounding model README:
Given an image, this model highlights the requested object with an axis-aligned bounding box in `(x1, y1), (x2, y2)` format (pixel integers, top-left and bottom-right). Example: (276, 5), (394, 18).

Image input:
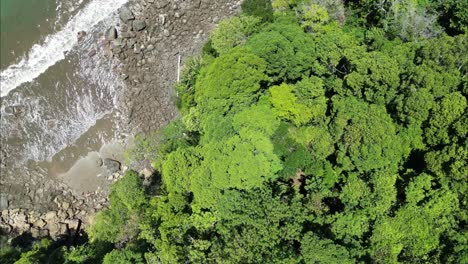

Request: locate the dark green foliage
(247, 22), (315, 83)
(88, 171), (146, 243)
(102, 249), (144, 264)
(331, 97), (405, 172)
(12, 239), (64, 264)
(0, 246), (21, 264)
(241, 0), (274, 22)
(433, 0), (468, 35)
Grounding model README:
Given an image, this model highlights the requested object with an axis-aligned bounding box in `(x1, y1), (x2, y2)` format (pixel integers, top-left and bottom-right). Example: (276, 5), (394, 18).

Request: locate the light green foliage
(301, 4), (330, 31)
(396, 88), (434, 125)
(193, 48), (267, 142)
(301, 232), (353, 264)
(274, 0), (345, 24)
(405, 173), (433, 205)
(331, 209), (370, 243)
(162, 147), (199, 194)
(268, 77), (327, 126)
(191, 134), (282, 209)
(331, 97), (404, 172)
(210, 15), (262, 55)
(340, 173), (370, 208)
(175, 56), (203, 114)
(294, 76), (328, 123)
(425, 92), (467, 146)
(366, 169), (398, 217)
(102, 249), (144, 264)
(311, 23), (359, 76)
(63, 241), (113, 264)
(233, 103), (280, 137)
(194, 48), (266, 107)
(289, 125), (334, 159)
(425, 139), (468, 195)
(269, 83), (313, 125)
(371, 187), (459, 263)
(110, 170), (146, 210)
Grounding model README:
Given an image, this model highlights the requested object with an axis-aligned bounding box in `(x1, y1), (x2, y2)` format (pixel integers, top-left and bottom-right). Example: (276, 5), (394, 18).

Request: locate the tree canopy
(5, 0), (467, 263)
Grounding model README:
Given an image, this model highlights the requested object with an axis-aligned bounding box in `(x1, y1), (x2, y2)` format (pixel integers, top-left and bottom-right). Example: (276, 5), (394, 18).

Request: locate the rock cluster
(0, 194), (108, 239)
(107, 0), (241, 134)
(0, 0), (240, 242)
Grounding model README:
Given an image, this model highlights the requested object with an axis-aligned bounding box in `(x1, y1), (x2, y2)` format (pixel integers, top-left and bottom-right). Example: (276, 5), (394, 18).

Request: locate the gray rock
(104, 159), (121, 173)
(59, 223), (68, 234)
(112, 39), (123, 49)
(77, 31), (87, 41)
(33, 219), (46, 228)
(105, 27), (117, 41)
(61, 201), (70, 210)
(134, 45), (142, 54)
(64, 219), (80, 230)
(57, 210), (68, 220)
(119, 7), (135, 22)
(133, 20), (147, 31)
(120, 32), (134, 39)
(44, 211), (57, 220)
(0, 194), (8, 209)
(140, 167), (154, 178)
(0, 222), (12, 234)
(39, 229), (49, 237)
(30, 227), (41, 238)
(47, 223), (60, 235)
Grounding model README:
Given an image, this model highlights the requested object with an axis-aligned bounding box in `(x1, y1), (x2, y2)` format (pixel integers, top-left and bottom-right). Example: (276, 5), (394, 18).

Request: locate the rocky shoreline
(113, 0), (241, 134)
(1, 0), (240, 242)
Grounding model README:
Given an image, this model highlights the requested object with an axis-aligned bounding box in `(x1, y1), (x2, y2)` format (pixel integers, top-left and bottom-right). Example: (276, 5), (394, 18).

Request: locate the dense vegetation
(3, 0), (467, 263)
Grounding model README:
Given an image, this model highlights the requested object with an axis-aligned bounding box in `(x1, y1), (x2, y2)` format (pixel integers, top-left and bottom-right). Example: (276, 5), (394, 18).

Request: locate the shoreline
(0, 0), (240, 242)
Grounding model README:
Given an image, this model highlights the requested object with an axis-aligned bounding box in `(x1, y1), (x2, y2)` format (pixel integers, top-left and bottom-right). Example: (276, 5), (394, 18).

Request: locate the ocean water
(0, 0), (128, 191)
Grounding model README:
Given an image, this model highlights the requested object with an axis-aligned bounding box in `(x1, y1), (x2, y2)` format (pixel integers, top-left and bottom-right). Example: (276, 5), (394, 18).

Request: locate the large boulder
(119, 7), (135, 22)
(104, 159), (121, 173)
(133, 20), (147, 31)
(105, 27), (117, 41)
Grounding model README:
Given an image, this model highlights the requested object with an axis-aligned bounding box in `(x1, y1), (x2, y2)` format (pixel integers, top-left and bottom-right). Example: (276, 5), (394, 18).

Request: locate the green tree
(330, 97), (405, 172)
(247, 22), (315, 82)
(88, 171), (146, 243)
(301, 232), (354, 264)
(241, 0), (274, 22)
(210, 15), (262, 55)
(102, 249), (144, 264)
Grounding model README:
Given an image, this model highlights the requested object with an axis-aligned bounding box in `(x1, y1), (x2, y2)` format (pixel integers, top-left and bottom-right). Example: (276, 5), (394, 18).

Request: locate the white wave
(0, 0), (128, 97)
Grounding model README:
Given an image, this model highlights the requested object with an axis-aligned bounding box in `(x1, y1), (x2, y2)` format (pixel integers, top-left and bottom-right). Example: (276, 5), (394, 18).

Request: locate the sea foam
(0, 0), (128, 97)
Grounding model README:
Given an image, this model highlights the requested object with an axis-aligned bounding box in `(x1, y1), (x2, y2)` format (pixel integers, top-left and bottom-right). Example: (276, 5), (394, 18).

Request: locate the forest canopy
(3, 0), (467, 263)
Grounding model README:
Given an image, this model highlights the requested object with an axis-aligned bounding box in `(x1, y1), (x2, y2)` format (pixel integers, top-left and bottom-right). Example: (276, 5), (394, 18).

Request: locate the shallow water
(0, 0), (129, 204)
